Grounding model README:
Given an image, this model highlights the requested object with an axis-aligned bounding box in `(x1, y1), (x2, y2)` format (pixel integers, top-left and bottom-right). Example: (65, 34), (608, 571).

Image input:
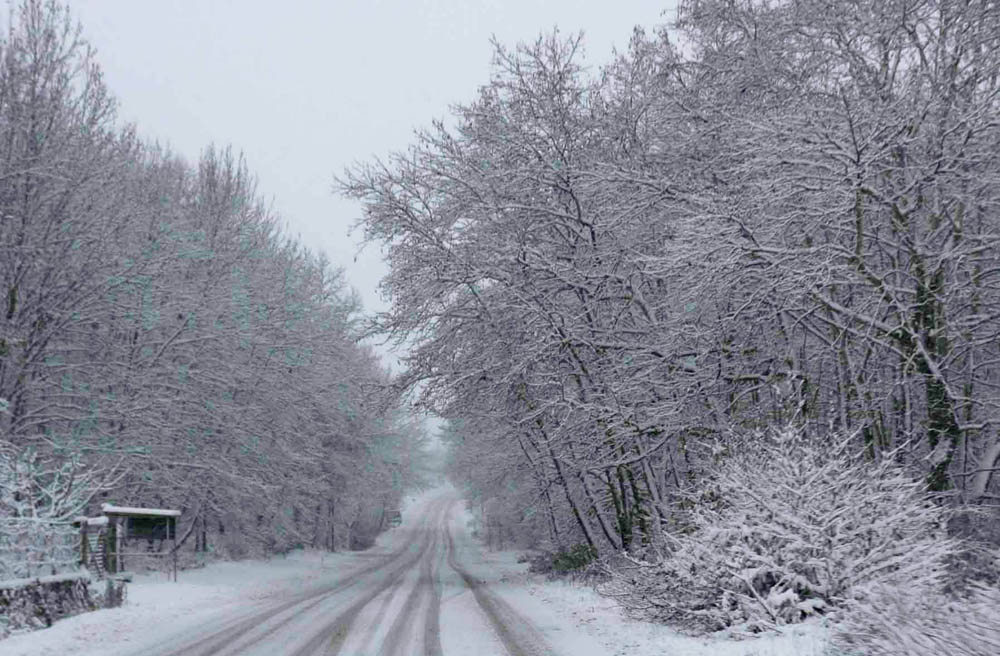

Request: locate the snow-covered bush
(601, 427), (958, 633)
(528, 543), (600, 579)
(0, 445), (98, 580)
(835, 579), (1000, 656)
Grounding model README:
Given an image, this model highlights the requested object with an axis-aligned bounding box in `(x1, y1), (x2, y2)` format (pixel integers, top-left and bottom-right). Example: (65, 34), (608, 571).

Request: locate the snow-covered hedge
(835, 580), (1000, 656)
(602, 427), (958, 634)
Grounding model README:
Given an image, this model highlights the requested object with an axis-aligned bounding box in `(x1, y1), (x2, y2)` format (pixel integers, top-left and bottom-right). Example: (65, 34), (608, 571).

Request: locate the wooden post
(106, 521), (116, 574)
(114, 519), (122, 575)
(171, 517), (177, 582)
(330, 501), (336, 552)
(80, 522), (89, 567)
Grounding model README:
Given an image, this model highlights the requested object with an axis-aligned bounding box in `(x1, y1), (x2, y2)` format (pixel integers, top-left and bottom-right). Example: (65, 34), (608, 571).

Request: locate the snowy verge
(0, 487), (446, 656)
(446, 500), (834, 656)
(0, 550), (363, 656)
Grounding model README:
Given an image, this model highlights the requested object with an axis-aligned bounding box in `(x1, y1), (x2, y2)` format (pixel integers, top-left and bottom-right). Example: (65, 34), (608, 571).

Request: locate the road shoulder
(446, 502), (833, 656)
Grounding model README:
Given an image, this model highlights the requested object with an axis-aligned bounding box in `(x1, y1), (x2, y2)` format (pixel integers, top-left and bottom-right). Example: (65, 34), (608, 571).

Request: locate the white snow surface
(2, 486), (833, 656)
(100, 504), (181, 517)
(0, 571), (91, 591)
(444, 499), (832, 656)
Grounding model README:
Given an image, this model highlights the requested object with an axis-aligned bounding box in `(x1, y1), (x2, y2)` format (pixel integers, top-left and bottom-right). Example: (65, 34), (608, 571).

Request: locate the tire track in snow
(379, 525), (443, 655)
(445, 519), (556, 656)
(147, 568), (366, 656)
(422, 527), (446, 656)
(144, 496), (451, 656)
(292, 495), (454, 656)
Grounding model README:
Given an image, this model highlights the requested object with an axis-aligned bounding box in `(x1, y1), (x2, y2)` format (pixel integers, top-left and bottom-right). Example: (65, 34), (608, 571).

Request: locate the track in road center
(314, 521), (447, 655)
(293, 509), (448, 655)
(317, 499), (555, 656)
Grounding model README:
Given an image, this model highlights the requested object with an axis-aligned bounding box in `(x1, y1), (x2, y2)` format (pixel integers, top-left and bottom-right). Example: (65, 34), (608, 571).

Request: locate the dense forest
(341, 0), (1000, 650)
(0, 0), (424, 581)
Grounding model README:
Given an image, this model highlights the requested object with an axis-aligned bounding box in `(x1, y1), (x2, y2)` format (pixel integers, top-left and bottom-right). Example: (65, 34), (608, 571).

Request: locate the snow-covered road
(2, 486), (831, 656)
(122, 490), (556, 656)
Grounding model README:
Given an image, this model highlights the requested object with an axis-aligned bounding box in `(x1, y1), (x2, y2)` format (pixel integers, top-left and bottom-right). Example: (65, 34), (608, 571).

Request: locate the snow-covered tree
(0, 0), (423, 568)
(0, 420), (116, 578)
(342, 4), (1000, 613)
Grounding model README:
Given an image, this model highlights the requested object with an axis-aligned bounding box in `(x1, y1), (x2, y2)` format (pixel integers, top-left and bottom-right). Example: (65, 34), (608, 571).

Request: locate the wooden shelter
(74, 505), (181, 582)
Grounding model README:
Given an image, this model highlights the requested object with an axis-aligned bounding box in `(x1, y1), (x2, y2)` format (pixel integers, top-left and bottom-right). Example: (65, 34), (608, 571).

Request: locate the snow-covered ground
(445, 500), (833, 656)
(0, 550), (356, 656)
(2, 486), (834, 656)
(0, 490), (445, 656)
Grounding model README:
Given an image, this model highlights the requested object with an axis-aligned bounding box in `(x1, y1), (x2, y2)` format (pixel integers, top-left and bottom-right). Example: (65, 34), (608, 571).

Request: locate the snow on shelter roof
(100, 503), (181, 517)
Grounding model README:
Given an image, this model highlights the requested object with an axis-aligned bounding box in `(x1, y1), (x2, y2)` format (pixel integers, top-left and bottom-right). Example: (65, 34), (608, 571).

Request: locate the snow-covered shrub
(835, 579), (1000, 656)
(0, 446), (95, 580)
(552, 543), (598, 574)
(601, 427), (958, 633)
(945, 509), (1000, 587)
(528, 544), (599, 579)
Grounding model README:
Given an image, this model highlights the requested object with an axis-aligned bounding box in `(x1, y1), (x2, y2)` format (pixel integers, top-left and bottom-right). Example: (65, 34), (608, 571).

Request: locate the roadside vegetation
(342, 1), (1000, 653)
(0, 2), (424, 634)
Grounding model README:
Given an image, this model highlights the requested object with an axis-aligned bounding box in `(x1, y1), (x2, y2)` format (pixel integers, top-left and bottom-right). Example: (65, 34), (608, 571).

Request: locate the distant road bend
(136, 491), (556, 656)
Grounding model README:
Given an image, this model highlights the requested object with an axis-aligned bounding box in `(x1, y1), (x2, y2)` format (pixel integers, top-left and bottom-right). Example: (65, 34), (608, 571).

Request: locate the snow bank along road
(131, 490), (555, 656)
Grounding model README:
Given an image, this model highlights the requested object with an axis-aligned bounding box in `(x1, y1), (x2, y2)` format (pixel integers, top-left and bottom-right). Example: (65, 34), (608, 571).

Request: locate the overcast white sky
(69, 0), (675, 370)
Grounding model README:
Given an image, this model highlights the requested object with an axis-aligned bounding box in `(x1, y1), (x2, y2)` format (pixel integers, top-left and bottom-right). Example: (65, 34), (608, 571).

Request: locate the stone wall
(0, 572), (96, 637)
